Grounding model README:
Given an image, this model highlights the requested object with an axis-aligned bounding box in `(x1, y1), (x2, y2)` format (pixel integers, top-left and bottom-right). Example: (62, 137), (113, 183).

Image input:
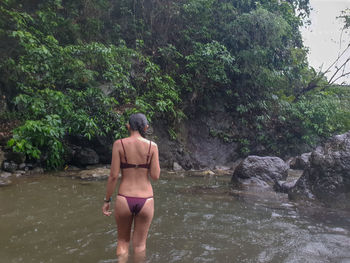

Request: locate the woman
(102, 113), (160, 260)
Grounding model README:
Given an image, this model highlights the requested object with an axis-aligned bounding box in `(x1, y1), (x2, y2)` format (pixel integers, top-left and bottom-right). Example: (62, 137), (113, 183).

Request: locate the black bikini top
(120, 139), (152, 169)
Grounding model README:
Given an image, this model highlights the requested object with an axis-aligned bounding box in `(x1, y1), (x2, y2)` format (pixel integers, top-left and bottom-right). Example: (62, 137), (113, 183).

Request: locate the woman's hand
(102, 202), (112, 216)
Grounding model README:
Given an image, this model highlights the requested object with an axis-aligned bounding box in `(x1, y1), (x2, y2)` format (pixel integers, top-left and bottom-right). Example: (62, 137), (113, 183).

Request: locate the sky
(301, 0), (350, 84)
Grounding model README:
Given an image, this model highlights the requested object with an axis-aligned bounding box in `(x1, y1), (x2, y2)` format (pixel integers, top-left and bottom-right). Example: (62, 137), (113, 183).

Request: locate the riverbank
(2, 129), (350, 212)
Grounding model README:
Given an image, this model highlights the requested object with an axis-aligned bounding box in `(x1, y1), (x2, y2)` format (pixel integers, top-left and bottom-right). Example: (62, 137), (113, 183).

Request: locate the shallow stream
(1, 172), (350, 263)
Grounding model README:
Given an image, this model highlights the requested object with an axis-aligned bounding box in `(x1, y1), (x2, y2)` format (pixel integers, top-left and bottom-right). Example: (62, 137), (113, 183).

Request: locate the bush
(8, 115), (65, 169)
(285, 92), (350, 145)
(9, 87), (124, 169)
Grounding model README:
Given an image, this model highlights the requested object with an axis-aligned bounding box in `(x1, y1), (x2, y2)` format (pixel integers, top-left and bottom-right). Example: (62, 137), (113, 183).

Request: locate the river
(1, 171), (350, 263)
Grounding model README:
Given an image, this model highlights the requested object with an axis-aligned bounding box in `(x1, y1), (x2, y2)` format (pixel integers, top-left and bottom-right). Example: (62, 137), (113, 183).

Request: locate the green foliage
(250, 88), (350, 155)
(286, 91), (350, 145)
(168, 128), (177, 140)
(339, 8), (350, 29)
(3, 0), (349, 166)
(209, 128), (235, 143)
(184, 41), (235, 101)
(8, 115), (65, 169)
(132, 55), (183, 121)
(0, 1), (183, 168)
(238, 138), (251, 156)
(9, 87), (125, 168)
(15, 87), (124, 138)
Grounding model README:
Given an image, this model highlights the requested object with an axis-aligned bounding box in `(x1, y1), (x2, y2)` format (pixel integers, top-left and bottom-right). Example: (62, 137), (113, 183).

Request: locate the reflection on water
(0, 172), (349, 263)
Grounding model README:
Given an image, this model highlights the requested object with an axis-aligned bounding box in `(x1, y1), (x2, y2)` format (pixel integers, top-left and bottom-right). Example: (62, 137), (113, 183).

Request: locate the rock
(231, 156), (289, 187)
(90, 136), (113, 164)
(214, 165), (231, 170)
(66, 135), (113, 164)
(212, 169), (232, 176)
(4, 151), (25, 164)
(18, 163), (26, 170)
(213, 165), (233, 176)
(14, 170), (26, 177)
(187, 169), (215, 177)
(237, 177), (271, 188)
(0, 178), (12, 186)
(289, 131), (350, 204)
(18, 163), (34, 171)
(31, 167), (44, 174)
(290, 152), (311, 170)
(173, 162), (183, 171)
(0, 171), (11, 179)
(2, 161), (18, 173)
(74, 147), (99, 166)
(63, 143), (77, 164)
(202, 170), (215, 176)
(275, 179), (298, 193)
(274, 169), (303, 193)
(232, 158), (243, 170)
(76, 167), (110, 181)
(286, 157), (296, 167)
(65, 165), (81, 171)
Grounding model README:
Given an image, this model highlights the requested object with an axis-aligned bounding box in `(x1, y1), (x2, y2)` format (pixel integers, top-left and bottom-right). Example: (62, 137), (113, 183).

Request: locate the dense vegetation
(0, 0), (349, 169)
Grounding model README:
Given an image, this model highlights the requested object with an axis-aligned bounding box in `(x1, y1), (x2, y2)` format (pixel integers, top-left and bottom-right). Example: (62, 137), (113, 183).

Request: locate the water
(1, 172), (350, 263)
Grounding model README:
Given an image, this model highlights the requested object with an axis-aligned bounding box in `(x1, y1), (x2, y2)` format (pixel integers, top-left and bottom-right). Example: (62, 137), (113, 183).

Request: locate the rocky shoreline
(230, 131), (350, 210)
(1, 131), (350, 210)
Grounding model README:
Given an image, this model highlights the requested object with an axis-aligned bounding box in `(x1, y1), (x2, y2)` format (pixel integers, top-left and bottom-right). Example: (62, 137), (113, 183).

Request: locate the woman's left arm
(102, 140), (121, 216)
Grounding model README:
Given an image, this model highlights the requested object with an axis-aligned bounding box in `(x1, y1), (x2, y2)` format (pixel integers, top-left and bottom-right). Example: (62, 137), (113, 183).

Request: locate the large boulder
(2, 161), (18, 173)
(289, 131), (350, 204)
(90, 135), (113, 164)
(66, 135), (113, 164)
(231, 156), (289, 186)
(289, 152), (311, 170)
(73, 147), (99, 166)
(76, 167), (109, 181)
(4, 151), (26, 164)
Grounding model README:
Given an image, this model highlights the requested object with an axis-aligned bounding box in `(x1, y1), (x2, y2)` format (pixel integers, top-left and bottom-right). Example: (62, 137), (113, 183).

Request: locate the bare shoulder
(113, 139), (122, 148)
(138, 137), (157, 147)
(148, 139), (157, 148)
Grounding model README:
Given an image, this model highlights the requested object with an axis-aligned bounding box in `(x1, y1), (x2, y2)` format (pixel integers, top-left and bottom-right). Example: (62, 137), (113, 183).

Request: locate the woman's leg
(115, 195), (133, 256)
(132, 198), (154, 255)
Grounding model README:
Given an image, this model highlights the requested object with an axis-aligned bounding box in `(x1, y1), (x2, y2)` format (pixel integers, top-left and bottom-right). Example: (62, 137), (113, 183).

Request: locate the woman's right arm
(102, 140), (121, 216)
(149, 143), (160, 180)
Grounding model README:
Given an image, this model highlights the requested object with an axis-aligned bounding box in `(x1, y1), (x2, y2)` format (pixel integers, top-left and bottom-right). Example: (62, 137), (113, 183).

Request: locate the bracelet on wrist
(104, 197), (112, 203)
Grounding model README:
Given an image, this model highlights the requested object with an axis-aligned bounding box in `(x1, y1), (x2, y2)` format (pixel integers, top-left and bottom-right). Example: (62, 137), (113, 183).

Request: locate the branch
(324, 43), (350, 75)
(329, 71), (350, 85)
(294, 72), (323, 101)
(328, 57), (350, 84)
(296, 44), (350, 100)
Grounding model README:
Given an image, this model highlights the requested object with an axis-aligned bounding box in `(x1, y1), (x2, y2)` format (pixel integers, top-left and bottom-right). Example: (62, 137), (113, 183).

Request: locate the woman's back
(118, 137), (156, 197)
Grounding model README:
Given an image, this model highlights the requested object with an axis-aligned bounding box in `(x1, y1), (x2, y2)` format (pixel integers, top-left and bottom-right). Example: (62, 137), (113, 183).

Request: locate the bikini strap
(146, 140), (152, 163)
(120, 139), (128, 163)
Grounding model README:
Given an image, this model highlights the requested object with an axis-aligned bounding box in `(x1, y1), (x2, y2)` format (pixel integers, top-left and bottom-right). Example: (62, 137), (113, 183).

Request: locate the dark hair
(129, 113), (148, 138)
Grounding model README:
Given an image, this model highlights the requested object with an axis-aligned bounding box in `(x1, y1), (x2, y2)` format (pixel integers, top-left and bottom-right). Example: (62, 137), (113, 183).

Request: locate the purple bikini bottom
(118, 194), (153, 215)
